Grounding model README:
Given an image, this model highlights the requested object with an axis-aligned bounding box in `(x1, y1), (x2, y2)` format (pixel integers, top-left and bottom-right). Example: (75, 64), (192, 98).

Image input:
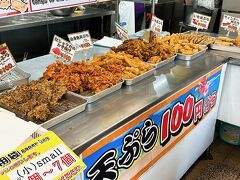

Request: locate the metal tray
(0, 92), (87, 129)
(73, 82), (123, 103)
(146, 55), (177, 68)
(177, 47), (208, 61)
(0, 67), (30, 91)
(124, 68), (155, 86)
(210, 44), (240, 54)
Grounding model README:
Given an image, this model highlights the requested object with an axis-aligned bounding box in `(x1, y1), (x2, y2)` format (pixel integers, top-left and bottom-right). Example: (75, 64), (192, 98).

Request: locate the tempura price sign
(221, 14), (240, 32)
(0, 131), (86, 180)
(50, 35), (76, 61)
(150, 15), (163, 34)
(68, 30), (93, 52)
(0, 43), (16, 78)
(115, 22), (129, 41)
(191, 13), (211, 30)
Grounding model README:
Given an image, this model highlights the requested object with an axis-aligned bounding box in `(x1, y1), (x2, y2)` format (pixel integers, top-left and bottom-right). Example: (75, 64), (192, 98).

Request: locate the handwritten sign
(150, 15), (163, 34)
(221, 14), (240, 32)
(0, 43), (16, 79)
(190, 13), (211, 30)
(0, 131), (86, 180)
(115, 22), (129, 41)
(68, 30), (93, 52)
(50, 35), (76, 61)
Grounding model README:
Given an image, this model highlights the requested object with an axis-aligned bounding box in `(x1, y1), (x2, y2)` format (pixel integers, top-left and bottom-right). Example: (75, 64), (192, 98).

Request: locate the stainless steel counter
(17, 48), (227, 154)
(0, 8), (114, 32)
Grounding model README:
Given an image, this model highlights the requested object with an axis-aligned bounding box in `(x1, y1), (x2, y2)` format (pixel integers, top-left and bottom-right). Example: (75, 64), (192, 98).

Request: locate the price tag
(221, 14), (240, 32)
(0, 43), (16, 79)
(115, 22), (129, 41)
(0, 131), (86, 180)
(50, 35), (76, 62)
(68, 30), (93, 52)
(150, 15), (164, 34)
(190, 13), (211, 30)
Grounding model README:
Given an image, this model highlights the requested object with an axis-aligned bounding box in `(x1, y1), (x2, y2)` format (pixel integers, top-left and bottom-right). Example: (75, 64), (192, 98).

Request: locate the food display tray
(210, 44), (240, 54)
(74, 82), (123, 103)
(124, 68), (155, 86)
(0, 92), (87, 129)
(0, 67), (30, 91)
(147, 55), (177, 68)
(176, 47), (208, 61)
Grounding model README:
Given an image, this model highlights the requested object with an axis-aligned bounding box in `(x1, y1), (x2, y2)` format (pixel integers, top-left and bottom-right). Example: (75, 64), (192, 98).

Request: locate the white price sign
(0, 43), (16, 79)
(115, 22), (129, 41)
(190, 13), (211, 30)
(150, 15), (163, 34)
(50, 35), (76, 61)
(221, 14), (240, 32)
(68, 30), (93, 52)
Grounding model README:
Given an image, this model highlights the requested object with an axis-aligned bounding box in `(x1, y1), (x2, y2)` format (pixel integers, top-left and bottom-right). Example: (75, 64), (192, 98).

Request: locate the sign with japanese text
(80, 66), (223, 180)
(0, 131), (86, 180)
(0, 0), (28, 18)
(29, 0), (96, 12)
(68, 30), (93, 52)
(50, 35), (76, 61)
(0, 43), (16, 79)
(115, 22), (129, 41)
(221, 14), (240, 32)
(150, 15), (163, 34)
(190, 12), (211, 30)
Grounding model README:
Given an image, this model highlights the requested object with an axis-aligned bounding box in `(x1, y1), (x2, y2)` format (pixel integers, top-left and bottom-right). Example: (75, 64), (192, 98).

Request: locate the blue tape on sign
(119, 22), (127, 26)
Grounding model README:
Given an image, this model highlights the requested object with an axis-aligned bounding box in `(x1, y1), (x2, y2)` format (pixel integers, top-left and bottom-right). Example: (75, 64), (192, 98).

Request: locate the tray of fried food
(42, 60), (123, 103)
(90, 51), (155, 86)
(112, 38), (176, 67)
(0, 79), (87, 129)
(171, 33), (214, 45)
(210, 36), (240, 53)
(176, 43), (207, 60)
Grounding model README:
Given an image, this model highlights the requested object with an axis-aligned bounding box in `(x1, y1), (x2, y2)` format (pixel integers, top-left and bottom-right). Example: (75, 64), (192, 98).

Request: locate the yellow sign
(0, 131), (86, 180)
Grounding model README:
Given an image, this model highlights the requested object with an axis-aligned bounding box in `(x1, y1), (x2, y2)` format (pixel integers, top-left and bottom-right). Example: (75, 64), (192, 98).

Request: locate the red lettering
(160, 109), (170, 145)
(170, 103), (184, 134)
(210, 91), (217, 108)
(194, 99), (203, 124)
(183, 95), (194, 124)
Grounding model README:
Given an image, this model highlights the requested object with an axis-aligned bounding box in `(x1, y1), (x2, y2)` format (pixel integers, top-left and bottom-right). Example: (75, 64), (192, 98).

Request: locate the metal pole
(115, 0), (120, 23)
(151, 0), (155, 17)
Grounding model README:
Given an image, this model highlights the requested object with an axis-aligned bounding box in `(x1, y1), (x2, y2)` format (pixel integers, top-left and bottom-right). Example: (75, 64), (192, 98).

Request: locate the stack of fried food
(90, 51), (154, 79)
(42, 61), (122, 94)
(214, 36), (240, 47)
(155, 36), (205, 55)
(0, 80), (67, 121)
(112, 39), (176, 64)
(168, 33), (214, 45)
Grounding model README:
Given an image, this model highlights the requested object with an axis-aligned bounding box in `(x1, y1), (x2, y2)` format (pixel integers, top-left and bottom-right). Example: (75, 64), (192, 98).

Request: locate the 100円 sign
(0, 131), (86, 180)
(0, 43), (16, 79)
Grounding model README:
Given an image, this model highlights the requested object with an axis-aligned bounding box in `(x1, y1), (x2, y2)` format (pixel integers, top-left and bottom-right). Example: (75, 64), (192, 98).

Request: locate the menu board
(190, 12), (211, 30)
(0, 0), (97, 17)
(221, 14), (240, 32)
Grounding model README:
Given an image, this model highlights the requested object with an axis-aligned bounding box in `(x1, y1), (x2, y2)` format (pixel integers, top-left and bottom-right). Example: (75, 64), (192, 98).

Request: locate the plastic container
(219, 121), (240, 145)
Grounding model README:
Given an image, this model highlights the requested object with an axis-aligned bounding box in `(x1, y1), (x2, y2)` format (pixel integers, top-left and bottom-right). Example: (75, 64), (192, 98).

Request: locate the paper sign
(150, 15), (163, 34)
(0, 43), (16, 79)
(29, 0), (96, 12)
(221, 14), (240, 32)
(0, 0), (28, 18)
(190, 13), (211, 30)
(50, 35), (76, 61)
(0, 131), (86, 180)
(68, 30), (93, 52)
(115, 22), (129, 41)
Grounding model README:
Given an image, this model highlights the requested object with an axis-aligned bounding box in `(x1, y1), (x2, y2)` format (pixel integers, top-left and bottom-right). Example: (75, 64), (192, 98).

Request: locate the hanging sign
(50, 35), (76, 61)
(29, 0), (96, 12)
(0, 43), (16, 79)
(0, 0), (28, 18)
(68, 30), (93, 52)
(221, 14), (240, 32)
(115, 22), (129, 41)
(190, 12), (211, 30)
(0, 131), (86, 180)
(150, 15), (164, 34)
